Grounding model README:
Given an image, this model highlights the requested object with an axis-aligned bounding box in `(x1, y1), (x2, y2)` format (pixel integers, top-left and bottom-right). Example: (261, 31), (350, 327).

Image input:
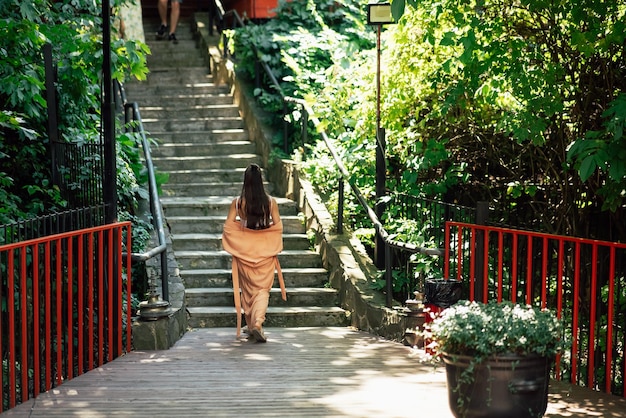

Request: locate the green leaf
(390, 0), (405, 22)
(579, 156), (597, 182)
(608, 159), (625, 181)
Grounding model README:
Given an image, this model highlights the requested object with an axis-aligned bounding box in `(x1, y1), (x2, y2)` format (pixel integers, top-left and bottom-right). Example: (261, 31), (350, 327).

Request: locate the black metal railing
(50, 141), (105, 208)
(0, 206), (106, 245)
(389, 193), (475, 248)
(114, 81), (169, 302)
(286, 96), (446, 306)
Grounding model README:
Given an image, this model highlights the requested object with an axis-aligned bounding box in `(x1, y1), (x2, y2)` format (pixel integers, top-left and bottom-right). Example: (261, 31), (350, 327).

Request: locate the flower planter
(442, 353), (551, 418)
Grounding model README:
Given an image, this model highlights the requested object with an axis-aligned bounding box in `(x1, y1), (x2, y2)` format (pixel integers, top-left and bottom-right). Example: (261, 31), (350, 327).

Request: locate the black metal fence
(383, 194), (476, 302)
(388, 193), (475, 248)
(0, 206), (106, 245)
(50, 141), (105, 209)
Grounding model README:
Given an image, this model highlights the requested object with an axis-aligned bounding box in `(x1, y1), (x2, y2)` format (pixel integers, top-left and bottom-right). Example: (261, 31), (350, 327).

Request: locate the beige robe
(222, 220), (286, 337)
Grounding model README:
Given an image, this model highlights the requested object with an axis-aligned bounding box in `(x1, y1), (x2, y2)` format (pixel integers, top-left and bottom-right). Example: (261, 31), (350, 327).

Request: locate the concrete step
(147, 53), (205, 68)
(127, 82), (230, 98)
(186, 287), (339, 308)
(181, 268), (330, 289)
(140, 104), (241, 120)
(170, 232), (311, 251)
(174, 249), (323, 270)
(145, 39), (205, 67)
(186, 306), (350, 328)
(139, 67), (216, 84)
(162, 182), (276, 197)
(150, 130), (249, 143)
(128, 93), (234, 107)
(146, 39), (206, 68)
(142, 116), (245, 132)
(152, 153), (260, 171)
(151, 141), (255, 158)
(164, 215), (305, 234)
(160, 196), (300, 217)
(162, 168), (245, 184)
(143, 21), (197, 41)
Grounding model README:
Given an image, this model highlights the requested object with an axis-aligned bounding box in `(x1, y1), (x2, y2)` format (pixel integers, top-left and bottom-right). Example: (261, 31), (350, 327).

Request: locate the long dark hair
(240, 163), (270, 229)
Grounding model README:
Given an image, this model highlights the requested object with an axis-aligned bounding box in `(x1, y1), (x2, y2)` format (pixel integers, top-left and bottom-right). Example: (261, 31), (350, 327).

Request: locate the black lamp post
(367, 2), (394, 268)
(102, 0), (117, 224)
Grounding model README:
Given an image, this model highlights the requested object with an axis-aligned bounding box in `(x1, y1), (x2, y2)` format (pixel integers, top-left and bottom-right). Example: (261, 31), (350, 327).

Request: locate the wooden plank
(2, 327), (449, 417)
(2, 327), (626, 417)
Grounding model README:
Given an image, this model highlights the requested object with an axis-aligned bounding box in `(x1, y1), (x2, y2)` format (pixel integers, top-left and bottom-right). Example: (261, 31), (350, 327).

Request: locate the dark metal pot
(442, 353), (551, 418)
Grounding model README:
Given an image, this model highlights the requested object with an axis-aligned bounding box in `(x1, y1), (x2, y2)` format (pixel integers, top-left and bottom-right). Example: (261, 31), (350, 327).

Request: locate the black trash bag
(423, 279), (463, 308)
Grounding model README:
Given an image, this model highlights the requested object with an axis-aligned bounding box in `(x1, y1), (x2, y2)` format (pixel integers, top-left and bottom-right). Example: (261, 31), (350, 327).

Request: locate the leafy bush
(429, 300), (565, 358)
(0, 0), (150, 225)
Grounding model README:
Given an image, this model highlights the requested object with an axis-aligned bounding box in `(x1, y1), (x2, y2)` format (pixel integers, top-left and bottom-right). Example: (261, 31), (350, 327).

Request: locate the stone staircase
(126, 16), (348, 330)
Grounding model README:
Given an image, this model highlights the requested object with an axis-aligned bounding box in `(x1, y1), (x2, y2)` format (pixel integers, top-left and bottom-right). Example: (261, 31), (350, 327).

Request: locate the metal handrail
(284, 97), (442, 306)
(115, 81), (169, 302)
(208, 1), (441, 307)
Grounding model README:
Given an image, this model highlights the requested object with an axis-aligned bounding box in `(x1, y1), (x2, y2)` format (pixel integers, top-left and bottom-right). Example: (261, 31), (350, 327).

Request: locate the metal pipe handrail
(115, 81), (169, 302)
(285, 99), (442, 253)
(285, 97), (442, 307)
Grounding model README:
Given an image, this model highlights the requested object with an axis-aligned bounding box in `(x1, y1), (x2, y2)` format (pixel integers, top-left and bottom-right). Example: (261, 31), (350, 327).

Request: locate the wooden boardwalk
(2, 327), (626, 417)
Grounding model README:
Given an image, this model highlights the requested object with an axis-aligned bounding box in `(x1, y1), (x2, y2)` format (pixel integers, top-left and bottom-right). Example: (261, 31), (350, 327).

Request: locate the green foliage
(567, 94), (626, 211)
(429, 300), (565, 358)
(374, 0), (625, 238)
(371, 217), (440, 297)
(227, 0), (374, 144)
(0, 0), (150, 226)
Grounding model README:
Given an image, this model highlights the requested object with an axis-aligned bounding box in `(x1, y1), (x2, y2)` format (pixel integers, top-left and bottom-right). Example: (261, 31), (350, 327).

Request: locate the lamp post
(367, 3), (394, 268)
(102, 0), (117, 224)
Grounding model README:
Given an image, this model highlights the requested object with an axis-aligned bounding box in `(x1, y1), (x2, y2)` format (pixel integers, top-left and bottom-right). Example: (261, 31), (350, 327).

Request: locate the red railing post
(497, 231), (503, 302)
(511, 234), (518, 303)
(44, 241), (52, 392)
(20, 247), (28, 403)
(572, 242), (580, 384)
(67, 237), (74, 380)
(33, 244), (41, 397)
(482, 229), (489, 302)
(98, 229), (104, 366)
(77, 234), (84, 376)
(607, 246), (615, 393)
(541, 237), (548, 308)
(8, 249), (16, 408)
(55, 238), (63, 387)
(88, 233), (95, 370)
(588, 244), (598, 388)
(469, 229), (476, 300)
(444, 222), (450, 279)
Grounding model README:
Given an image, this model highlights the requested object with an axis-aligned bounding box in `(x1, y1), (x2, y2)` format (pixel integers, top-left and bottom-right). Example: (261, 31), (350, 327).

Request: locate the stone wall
(193, 13), (409, 342)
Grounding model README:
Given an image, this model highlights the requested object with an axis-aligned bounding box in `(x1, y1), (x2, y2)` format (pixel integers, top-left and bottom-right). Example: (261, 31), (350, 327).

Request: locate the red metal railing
(444, 221), (626, 397)
(0, 222), (132, 412)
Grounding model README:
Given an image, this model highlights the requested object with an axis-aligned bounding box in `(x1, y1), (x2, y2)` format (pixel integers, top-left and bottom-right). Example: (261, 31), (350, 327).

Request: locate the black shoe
(168, 33), (178, 44)
(156, 24), (167, 39)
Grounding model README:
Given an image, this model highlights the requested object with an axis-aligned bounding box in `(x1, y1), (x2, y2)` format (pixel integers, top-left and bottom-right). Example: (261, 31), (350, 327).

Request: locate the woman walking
(222, 164), (286, 342)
